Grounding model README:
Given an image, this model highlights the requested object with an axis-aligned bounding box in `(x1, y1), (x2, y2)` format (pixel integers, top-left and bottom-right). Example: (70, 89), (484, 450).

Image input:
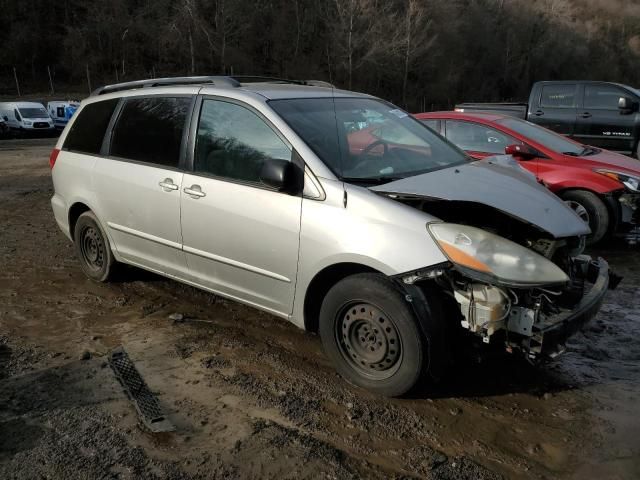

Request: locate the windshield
(19, 107), (48, 119)
(496, 117), (585, 155)
(269, 97), (469, 182)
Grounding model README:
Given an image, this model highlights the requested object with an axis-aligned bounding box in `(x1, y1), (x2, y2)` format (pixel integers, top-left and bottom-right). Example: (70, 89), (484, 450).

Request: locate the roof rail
(231, 76), (334, 88)
(91, 76), (240, 96)
(90, 75), (335, 97)
(231, 75), (305, 85)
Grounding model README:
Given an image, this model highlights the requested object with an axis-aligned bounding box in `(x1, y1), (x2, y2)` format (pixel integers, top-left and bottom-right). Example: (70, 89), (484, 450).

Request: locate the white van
(47, 100), (80, 128)
(0, 102), (54, 132)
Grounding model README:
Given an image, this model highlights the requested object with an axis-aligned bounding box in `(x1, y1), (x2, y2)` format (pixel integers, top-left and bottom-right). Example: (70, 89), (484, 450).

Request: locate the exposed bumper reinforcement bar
(535, 257), (610, 358)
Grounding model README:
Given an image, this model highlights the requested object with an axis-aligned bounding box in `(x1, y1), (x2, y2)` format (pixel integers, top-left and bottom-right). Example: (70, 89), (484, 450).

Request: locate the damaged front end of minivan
(375, 159), (621, 361)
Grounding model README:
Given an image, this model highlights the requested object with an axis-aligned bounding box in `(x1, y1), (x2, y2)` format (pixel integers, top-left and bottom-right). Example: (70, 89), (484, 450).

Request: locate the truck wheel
(73, 211), (115, 282)
(560, 190), (609, 245)
(319, 273), (434, 397)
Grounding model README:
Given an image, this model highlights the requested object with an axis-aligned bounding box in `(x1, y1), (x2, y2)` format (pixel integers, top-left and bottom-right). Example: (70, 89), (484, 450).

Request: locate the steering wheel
(362, 140), (389, 157)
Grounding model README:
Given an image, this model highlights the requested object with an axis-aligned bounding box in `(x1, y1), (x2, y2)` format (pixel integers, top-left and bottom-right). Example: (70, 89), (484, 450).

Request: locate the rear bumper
(536, 257), (609, 357)
(51, 193), (71, 240)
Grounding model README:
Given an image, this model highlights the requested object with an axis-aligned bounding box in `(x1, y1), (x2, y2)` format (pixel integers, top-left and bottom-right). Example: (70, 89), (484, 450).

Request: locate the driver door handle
(159, 178), (179, 191)
(580, 112), (592, 118)
(184, 184), (206, 198)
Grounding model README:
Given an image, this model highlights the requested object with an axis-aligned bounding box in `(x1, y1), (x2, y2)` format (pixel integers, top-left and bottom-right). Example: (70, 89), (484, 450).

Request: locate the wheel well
(303, 263), (379, 333)
(68, 202), (91, 241)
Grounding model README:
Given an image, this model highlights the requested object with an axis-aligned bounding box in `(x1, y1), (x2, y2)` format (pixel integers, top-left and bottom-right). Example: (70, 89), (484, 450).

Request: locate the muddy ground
(0, 138), (638, 479)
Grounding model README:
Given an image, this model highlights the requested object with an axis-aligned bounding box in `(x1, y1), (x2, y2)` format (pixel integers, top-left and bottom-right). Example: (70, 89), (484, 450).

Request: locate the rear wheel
(73, 211), (115, 282)
(560, 190), (609, 245)
(319, 273), (435, 397)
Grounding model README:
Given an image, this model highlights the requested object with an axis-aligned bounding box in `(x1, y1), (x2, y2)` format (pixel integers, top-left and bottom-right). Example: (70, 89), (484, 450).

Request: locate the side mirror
(260, 159), (304, 195)
(505, 144), (538, 160)
(618, 96), (637, 114)
(2, 116), (7, 121)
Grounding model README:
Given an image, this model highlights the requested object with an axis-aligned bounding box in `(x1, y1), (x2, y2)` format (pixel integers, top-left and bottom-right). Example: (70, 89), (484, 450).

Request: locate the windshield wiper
(580, 146), (599, 156)
(341, 176), (403, 185)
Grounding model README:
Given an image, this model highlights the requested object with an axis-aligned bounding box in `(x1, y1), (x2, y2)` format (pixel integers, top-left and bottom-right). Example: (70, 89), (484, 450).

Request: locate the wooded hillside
(1, 0), (638, 110)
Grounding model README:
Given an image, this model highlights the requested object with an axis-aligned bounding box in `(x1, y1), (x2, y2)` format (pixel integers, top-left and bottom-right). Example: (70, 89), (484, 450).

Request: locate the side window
(421, 119), (440, 133)
(56, 106), (65, 118)
(110, 96), (191, 167)
(195, 99), (291, 183)
(63, 99), (118, 154)
(14, 109), (21, 121)
(540, 84), (577, 108)
(445, 120), (521, 154)
(584, 85), (627, 110)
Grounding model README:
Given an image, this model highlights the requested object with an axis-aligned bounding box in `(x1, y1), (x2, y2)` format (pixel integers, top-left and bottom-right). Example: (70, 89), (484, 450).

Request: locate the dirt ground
(0, 138), (639, 479)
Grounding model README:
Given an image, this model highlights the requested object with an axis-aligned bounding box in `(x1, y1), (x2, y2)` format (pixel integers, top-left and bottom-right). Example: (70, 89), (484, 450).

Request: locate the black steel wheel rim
(79, 225), (105, 272)
(335, 302), (402, 380)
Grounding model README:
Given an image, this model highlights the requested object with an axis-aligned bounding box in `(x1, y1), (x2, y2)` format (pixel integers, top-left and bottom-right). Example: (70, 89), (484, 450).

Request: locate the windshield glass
(269, 97), (469, 182)
(496, 117), (584, 155)
(19, 107), (48, 119)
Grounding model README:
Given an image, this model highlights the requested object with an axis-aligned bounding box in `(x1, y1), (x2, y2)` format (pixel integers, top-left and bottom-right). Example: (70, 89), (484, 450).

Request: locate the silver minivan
(50, 76), (615, 396)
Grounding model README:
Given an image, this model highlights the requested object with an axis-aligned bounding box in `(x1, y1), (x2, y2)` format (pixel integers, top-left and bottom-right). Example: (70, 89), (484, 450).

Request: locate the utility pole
(47, 66), (55, 95)
(13, 67), (21, 97)
(86, 63), (92, 94)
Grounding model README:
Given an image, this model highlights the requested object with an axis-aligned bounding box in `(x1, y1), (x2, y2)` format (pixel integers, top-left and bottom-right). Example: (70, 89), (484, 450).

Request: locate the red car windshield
(496, 117), (587, 156)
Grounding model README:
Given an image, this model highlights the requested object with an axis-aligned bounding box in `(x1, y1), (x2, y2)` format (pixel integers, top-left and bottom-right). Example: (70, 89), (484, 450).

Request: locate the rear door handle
(580, 112), (592, 118)
(184, 185), (206, 198)
(159, 178), (179, 191)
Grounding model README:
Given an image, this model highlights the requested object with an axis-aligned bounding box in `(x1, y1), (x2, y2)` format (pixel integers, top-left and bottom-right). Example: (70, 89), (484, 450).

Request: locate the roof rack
(233, 76), (334, 88)
(91, 75), (335, 97)
(91, 76), (240, 96)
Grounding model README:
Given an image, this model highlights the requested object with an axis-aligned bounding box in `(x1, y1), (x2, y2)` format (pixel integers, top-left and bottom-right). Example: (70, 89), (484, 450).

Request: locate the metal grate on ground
(108, 346), (175, 433)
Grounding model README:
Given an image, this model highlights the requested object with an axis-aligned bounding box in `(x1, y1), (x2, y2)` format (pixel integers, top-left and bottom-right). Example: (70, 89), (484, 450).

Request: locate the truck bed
(454, 102), (527, 118)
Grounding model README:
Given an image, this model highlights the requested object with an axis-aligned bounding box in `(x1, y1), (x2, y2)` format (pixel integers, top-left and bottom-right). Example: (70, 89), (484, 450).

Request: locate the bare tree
(330, 0), (395, 89)
(398, 0), (436, 107)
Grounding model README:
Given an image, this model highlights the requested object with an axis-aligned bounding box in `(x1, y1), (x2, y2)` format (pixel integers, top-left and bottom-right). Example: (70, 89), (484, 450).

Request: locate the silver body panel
(50, 82), (581, 330)
(372, 157), (590, 238)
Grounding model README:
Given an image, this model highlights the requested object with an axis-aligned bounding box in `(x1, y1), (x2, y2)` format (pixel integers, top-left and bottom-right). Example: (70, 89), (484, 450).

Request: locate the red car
(415, 111), (640, 243)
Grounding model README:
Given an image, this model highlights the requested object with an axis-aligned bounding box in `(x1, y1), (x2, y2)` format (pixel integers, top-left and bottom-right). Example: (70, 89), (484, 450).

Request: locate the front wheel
(560, 190), (609, 245)
(319, 273), (433, 397)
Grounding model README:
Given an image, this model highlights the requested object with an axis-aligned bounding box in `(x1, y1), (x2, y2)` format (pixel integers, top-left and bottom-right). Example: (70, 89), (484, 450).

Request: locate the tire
(319, 273), (434, 397)
(636, 142), (640, 161)
(73, 211), (115, 282)
(560, 190), (609, 245)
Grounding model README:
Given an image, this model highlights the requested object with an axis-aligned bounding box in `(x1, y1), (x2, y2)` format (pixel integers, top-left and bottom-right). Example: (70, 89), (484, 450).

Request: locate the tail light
(49, 148), (60, 169)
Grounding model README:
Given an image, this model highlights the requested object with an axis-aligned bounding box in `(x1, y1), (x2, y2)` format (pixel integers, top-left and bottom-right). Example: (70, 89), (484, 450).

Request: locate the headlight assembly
(595, 169), (640, 193)
(427, 223), (569, 287)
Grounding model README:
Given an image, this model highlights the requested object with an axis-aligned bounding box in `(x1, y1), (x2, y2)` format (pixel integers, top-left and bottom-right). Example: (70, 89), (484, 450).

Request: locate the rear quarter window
(63, 99), (119, 154)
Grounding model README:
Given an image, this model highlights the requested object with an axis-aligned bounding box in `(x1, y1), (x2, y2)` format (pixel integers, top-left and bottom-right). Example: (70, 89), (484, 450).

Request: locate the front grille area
(33, 122), (50, 128)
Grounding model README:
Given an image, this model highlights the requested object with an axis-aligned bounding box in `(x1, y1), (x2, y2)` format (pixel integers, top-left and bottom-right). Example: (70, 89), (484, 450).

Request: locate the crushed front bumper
(513, 257), (612, 359)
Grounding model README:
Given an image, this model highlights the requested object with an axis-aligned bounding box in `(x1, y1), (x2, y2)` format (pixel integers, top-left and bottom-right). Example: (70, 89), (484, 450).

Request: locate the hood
(371, 156), (590, 238)
(572, 149), (640, 175)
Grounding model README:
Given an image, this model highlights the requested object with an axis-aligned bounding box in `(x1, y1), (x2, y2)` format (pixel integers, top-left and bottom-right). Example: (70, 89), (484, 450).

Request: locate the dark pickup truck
(456, 81), (640, 159)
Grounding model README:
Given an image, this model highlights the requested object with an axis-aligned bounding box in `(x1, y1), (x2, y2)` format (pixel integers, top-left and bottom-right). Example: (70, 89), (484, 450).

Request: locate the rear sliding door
(93, 95), (193, 277)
